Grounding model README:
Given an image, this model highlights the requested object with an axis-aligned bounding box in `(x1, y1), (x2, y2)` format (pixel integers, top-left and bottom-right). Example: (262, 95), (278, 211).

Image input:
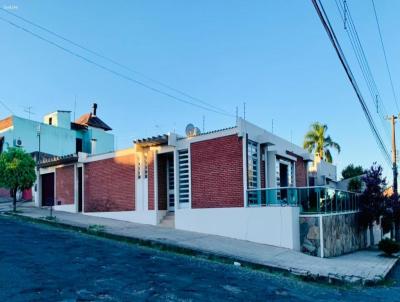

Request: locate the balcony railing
(246, 186), (360, 214)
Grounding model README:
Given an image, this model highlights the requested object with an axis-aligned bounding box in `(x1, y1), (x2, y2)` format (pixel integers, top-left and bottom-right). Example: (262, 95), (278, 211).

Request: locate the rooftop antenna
(235, 106), (239, 122)
(243, 102), (246, 121)
(24, 106), (35, 120)
(202, 115), (205, 132)
(73, 95), (77, 120)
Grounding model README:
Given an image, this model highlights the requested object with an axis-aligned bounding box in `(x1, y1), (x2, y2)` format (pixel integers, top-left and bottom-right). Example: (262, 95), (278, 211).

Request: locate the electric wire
(370, 0), (400, 112)
(0, 99), (14, 115)
(0, 7), (232, 117)
(311, 0), (391, 166)
(334, 0), (391, 139)
(0, 15), (234, 117)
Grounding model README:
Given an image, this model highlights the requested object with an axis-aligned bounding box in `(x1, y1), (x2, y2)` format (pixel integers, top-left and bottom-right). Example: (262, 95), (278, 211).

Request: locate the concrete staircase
(159, 212), (175, 228)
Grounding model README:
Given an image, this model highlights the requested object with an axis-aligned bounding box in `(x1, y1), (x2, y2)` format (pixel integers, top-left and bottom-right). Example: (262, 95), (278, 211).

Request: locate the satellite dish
(194, 127), (201, 136)
(185, 123), (195, 137)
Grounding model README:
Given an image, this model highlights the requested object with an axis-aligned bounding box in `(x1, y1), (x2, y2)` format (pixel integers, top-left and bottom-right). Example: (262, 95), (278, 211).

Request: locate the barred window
(137, 155), (141, 179)
(178, 149), (189, 203)
(247, 140), (258, 205)
(144, 153), (148, 179)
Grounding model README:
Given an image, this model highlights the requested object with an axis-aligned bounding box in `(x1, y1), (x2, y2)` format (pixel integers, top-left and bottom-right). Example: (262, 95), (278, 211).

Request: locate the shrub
(378, 238), (400, 256)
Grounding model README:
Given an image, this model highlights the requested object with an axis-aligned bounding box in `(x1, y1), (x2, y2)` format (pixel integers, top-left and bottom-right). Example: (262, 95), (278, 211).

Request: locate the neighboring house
(0, 103), (114, 200)
(336, 174), (366, 192)
(308, 156), (337, 187)
(37, 118), (363, 257)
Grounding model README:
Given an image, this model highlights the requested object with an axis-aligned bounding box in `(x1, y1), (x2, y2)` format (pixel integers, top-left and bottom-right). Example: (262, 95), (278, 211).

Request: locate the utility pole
(386, 115), (398, 195)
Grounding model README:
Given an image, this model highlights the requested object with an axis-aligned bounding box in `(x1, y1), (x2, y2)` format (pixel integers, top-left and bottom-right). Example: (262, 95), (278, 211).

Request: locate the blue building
(0, 103), (114, 201)
(0, 103), (114, 156)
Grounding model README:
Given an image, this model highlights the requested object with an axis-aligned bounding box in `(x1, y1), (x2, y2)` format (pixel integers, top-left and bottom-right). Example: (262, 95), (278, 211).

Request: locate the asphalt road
(0, 216), (400, 302)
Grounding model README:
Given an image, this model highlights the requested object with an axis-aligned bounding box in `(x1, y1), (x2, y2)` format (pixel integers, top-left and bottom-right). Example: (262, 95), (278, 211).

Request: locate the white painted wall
(84, 210), (158, 225)
(54, 204), (76, 213)
(175, 206), (300, 250)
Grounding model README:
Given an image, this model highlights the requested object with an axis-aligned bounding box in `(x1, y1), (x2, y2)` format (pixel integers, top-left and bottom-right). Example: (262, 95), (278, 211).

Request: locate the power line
(370, 0), (400, 112)
(0, 99), (14, 115)
(0, 15), (235, 118)
(311, 0), (391, 166)
(334, 0), (391, 139)
(0, 7), (232, 116)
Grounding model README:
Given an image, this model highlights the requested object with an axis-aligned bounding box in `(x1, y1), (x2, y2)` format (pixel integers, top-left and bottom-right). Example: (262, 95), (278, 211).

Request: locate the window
(247, 140), (258, 188)
(247, 140), (259, 205)
(276, 158), (295, 200)
(48, 117), (53, 125)
(137, 155), (141, 179)
(144, 153), (148, 179)
(178, 149), (189, 203)
(76, 138), (83, 153)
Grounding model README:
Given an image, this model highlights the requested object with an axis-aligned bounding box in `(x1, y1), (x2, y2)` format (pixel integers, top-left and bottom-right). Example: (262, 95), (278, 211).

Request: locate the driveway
(0, 216), (399, 301)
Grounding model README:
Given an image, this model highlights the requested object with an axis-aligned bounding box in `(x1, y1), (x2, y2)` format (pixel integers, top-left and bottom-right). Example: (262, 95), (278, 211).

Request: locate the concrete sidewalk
(3, 203), (398, 285)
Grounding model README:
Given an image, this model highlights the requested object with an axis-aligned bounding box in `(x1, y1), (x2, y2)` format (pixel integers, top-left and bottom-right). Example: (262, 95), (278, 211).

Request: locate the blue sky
(1, 0), (399, 180)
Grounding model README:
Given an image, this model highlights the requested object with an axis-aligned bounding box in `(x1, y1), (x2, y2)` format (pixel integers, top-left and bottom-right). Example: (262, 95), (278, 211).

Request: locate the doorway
(41, 173), (54, 206)
(157, 152), (175, 212)
(77, 167), (83, 212)
(167, 156), (175, 211)
(279, 163), (289, 200)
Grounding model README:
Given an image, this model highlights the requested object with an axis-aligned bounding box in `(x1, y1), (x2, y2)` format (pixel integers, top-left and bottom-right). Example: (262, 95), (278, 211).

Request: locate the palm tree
(303, 122), (340, 163)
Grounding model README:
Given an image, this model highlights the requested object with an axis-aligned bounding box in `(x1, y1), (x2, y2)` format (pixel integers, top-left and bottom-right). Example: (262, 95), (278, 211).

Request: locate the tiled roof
(0, 116), (13, 131)
(38, 153), (78, 168)
(75, 113), (112, 131)
(70, 122), (88, 131)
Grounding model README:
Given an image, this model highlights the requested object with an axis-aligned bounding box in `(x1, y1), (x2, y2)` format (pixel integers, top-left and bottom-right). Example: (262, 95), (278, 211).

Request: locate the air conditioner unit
(14, 138), (23, 147)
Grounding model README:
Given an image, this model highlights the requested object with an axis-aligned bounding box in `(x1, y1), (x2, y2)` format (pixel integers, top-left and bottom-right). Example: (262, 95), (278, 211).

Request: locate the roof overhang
(38, 154), (78, 168)
(134, 134), (169, 147)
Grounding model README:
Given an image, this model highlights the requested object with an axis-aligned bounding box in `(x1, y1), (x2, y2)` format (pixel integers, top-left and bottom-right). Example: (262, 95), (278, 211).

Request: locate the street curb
(3, 213), (397, 287)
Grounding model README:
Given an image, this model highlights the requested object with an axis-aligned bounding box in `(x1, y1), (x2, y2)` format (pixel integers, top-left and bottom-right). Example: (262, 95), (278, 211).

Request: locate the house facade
(37, 117), (365, 257)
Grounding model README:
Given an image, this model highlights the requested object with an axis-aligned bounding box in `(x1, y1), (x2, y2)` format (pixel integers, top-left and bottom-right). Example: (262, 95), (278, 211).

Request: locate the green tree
(0, 148), (36, 212)
(359, 163), (387, 245)
(347, 177), (362, 192)
(303, 122), (341, 163)
(342, 164), (364, 192)
(341, 164), (364, 179)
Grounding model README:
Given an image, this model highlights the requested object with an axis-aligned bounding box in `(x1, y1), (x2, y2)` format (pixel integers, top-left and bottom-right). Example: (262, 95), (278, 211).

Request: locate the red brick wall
(56, 165), (74, 205)
(147, 150), (155, 210)
(191, 134), (244, 208)
(287, 151), (308, 187)
(157, 154), (168, 211)
(84, 154), (135, 212)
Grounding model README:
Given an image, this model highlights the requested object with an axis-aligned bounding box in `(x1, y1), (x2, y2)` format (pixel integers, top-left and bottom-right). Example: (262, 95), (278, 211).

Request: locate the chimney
(92, 103), (97, 116)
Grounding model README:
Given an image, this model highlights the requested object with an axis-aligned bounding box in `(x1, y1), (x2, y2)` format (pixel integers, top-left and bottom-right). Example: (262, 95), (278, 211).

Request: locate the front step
(159, 212), (175, 228)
